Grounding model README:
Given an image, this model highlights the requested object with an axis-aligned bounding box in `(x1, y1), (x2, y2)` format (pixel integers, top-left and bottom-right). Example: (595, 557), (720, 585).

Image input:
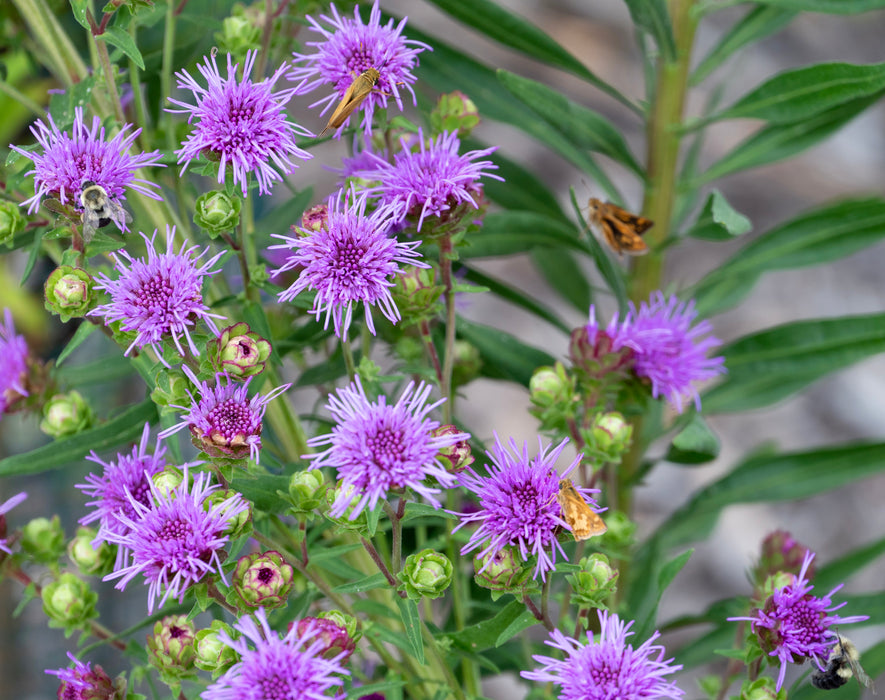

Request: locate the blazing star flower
(0, 491), (27, 554)
(45, 652), (117, 700)
(102, 465), (250, 613)
(355, 129), (501, 232)
(203, 608), (349, 700)
(158, 365), (291, 462)
(288, 0), (429, 136)
(89, 226), (225, 365)
(586, 293), (726, 412)
(728, 551), (868, 691)
(521, 610), (685, 700)
(76, 422), (169, 567)
(271, 188), (426, 339)
(167, 50), (313, 196)
(9, 106), (163, 229)
(307, 376), (467, 520)
(0, 309), (29, 417)
(451, 435), (600, 581)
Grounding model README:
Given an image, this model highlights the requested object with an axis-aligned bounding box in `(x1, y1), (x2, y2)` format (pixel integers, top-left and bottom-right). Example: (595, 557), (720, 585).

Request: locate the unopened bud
(232, 550), (295, 609)
(194, 190), (242, 236)
(147, 615), (197, 685)
(44, 266), (95, 321)
(40, 390), (94, 438)
(42, 572), (99, 635)
(399, 549), (453, 600)
(430, 91), (480, 138)
(210, 322), (272, 378)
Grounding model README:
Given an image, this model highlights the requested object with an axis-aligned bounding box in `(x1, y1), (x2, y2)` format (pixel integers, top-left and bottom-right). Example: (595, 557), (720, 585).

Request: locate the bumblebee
(811, 634), (875, 692)
(79, 181), (131, 241)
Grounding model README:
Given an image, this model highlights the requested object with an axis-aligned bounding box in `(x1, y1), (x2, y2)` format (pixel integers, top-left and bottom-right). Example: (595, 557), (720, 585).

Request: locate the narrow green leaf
(394, 597), (425, 664)
(421, 0), (635, 109)
(497, 70), (644, 177)
(332, 573), (390, 594)
(99, 26), (145, 70)
(445, 601), (526, 652)
(0, 400), (157, 476)
(686, 190), (752, 241)
(691, 7), (797, 86)
(666, 414), (721, 464)
(56, 322), (98, 366)
(697, 94), (879, 183)
(494, 610), (538, 647)
(756, 0), (885, 13)
(633, 548), (693, 641)
(461, 211), (586, 259)
(345, 679), (406, 700)
(70, 0), (90, 30)
(21, 229), (45, 285)
(656, 442), (885, 551)
(704, 312), (885, 413)
(623, 0), (677, 61)
(56, 354), (133, 387)
(229, 474), (290, 512)
(531, 248), (592, 314)
(457, 317), (555, 387)
(814, 535), (885, 593)
(710, 62), (885, 124)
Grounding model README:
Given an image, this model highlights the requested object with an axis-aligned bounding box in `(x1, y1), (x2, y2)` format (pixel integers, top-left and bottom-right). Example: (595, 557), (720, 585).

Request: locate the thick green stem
(438, 234), (457, 423)
(341, 336), (357, 380)
(90, 21), (126, 126)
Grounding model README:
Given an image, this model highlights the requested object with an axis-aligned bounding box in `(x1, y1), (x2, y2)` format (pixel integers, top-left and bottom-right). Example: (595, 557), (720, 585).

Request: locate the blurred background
(2, 1), (885, 697)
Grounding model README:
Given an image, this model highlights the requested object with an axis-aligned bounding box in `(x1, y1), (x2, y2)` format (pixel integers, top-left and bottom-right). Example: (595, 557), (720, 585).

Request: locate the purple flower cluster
(306, 376), (467, 520)
(0, 309), (29, 417)
(522, 610), (685, 700)
(45, 652), (117, 699)
(586, 292), (725, 412)
(90, 226), (225, 364)
(10, 107), (163, 229)
(289, 0), (429, 136)
(452, 435), (600, 581)
(168, 50), (313, 196)
(729, 551), (868, 690)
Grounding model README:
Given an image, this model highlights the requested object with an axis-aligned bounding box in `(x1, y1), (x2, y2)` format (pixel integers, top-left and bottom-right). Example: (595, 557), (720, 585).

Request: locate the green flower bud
(301, 203), (329, 232)
(566, 553), (619, 609)
(209, 322), (272, 378)
(21, 515), (66, 564)
(0, 199), (26, 247)
(740, 677), (786, 700)
(431, 425), (473, 473)
(147, 615), (197, 685)
(44, 266), (96, 321)
(205, 488), (252, 538)
(194, 190), (242, 236)
(451, 340), (482, 388)
(753, 530), (812, 589)
(530, 363), (573, 410)
(288, 469), (328, 518)
(68, 526), (115, 577)
(215, 9), (262, 57)
(583, 411), (633, 462)
(473, 546), (533, 600)
(317, 610), (362, 645)
(150, 368), (191, 409)
(42, 572), (99, 635)
(391, 266), (444, 321)
(398, 549), (453, 600)
(430, 91), (480, 138)
(152, 466), (185, 497)
(40, 390), (94, 438)
(194, 620), (239, 677)
(325, 482), (370, 534)
(232, 550), (295, 609)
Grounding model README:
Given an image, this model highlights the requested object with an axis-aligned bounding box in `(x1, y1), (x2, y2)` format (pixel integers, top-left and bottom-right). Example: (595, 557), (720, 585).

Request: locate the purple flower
(451, 435), (599, 581)
(355, 129), (501, 231)
(102, 464), (250, 612)
(10, 106), (163, 229)
(167, 50), (313, 196)
(0, 491), (27, 554)
(203, 608), (349, 700)
(76, 422), (168, 567)
(89, 226), (225, 365)
(271, 188), (426, 339)
(0, 309), (29, 416)
(45, 652), (117, 700)
(307, 376), (467, 520)
(158, 365), (291, 462)
(728, 551), (868, 691)
(521, 610), (685, 700)
(586, 293), (726, 412)
(288, 0), (429, 136)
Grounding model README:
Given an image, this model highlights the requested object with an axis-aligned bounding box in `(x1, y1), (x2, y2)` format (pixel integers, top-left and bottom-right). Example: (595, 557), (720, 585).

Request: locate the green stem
(0, 80), (43, 117)
(438, 234), (457, 423)
(11, 0), (89, 87)
(341, 336), (356, 380)
(241, 189), (260, 303)
(263, 366), (309, 459)
(89, 17), (126, 125)
(161, 1), (177, 156)
(128, 23), (151, 145)
(420, 617), (466, 700)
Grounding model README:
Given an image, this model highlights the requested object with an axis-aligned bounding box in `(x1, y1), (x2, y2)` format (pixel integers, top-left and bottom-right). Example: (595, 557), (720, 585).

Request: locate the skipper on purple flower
(557, 479), (606, 541)
(321, 67), (381, 136)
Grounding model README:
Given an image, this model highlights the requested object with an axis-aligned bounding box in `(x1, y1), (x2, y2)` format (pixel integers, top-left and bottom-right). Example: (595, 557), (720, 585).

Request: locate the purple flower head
(271, 188), (427, 339)
(288, 0), (429, 136)
(102, 464), (250, 613)
(307, 376), (467, 520)
(158, 365), (291, 462)
(89, 226), (225, 366)
(521, 610), (685, 700)
(46, 652), (117, 700)
(167, 50), (313, 196)
(0, 309), (30, 416)
(451, 435), (600, 581)
(355, 129), (502, 232)
(0, 491), (27, 555)
(10, 107), (163, 229)
(76, 422), (168, 567)
(728, 551), (868, 691)
(586, 293), (726, 412)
